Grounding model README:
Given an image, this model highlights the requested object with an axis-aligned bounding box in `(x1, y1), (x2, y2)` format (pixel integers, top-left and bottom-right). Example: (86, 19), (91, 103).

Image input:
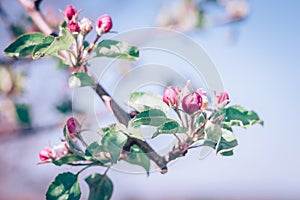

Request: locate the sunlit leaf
(204, 120), (222, 144)
(130, 109), (167, 127)
(123, 145), (150, 174)
(68, 72), (95, 88)
(216, 128), (238, 155)
(94, 39), (139, 60)
(223, 105), (264, 128)
(4, 32), (45, 58)
(127, 92), (169, 113)
(46, 172), (81, 200)
(101, 130), (127, 163)
(152, 120), (187, 138)
(32, 28), (74, 59)
(52, 155), (86, 166)
(85, 173), (113, 200)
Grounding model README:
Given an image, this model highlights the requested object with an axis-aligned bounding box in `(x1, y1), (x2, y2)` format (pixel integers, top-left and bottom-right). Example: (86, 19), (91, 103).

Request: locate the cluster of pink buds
(64, 5), (112, 35)
(163, 83), (230, 114)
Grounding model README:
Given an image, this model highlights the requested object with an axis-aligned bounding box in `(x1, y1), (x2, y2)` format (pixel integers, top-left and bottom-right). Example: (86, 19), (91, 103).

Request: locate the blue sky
(1, 0), (300, 199)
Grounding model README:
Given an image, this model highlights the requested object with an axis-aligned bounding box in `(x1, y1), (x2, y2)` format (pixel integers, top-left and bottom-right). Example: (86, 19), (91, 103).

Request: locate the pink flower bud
(163, 86), (179, 106)
(182, 92), (202, 114)
(218, 92), (229, 104)
(96, 14), (112, 35)
(66, 117), (81, 139)
(67, 21), (80, 33)
(80, 18), (93, 34)
(39, 147), (54, 162)
(64, 5), (76, 20)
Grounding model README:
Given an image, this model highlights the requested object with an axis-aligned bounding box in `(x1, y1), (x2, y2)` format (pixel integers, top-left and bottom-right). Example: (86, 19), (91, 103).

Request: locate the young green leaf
(127, 92), (169, 113)
(223, 105), (264, 128)
(130, 109), (167, 127)
(123, 144), (150, 174)
(216, 128), (238, 155)
(204, 120), (222, 144)
(152, 120), (187, 138)
(32, 28), (74, 59)
(4, 32), (46, 58)
(52, 155), (86, 166)
(101, 131), (127, 163)
(85, 173), (113, 200)
(68, 72), (95, 88)
(94, 39), (139, 60)
(15, 103), (31, 127)
(46, 172), (81, 200)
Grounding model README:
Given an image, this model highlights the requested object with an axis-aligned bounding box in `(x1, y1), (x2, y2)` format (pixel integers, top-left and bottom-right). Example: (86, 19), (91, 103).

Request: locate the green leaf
(152, 120), (187, 138)
(46, 172), (81, 200)
(53, 155), (86, 166)
(130, 109), (167, 127)
(15, 103), (31, 127)
(68, 72), (95, 88)
(85, 173), (113, 200)
(223, 105), (264, 128)
(202, 140), (217, 149)
(128, 92), (169, 113)
(63, 125), (84, 157)
(204, 120), (222, 144)
(101, 131), (127, 163)
(32, 28), (74, 59)
(31, 36), (55, 59)
(221, 150), (234, 156)
(4, 32), (46, 58)
(94, 39), (139, 60)
(216, 128), (238, 155)
(124, 145), (150, 174)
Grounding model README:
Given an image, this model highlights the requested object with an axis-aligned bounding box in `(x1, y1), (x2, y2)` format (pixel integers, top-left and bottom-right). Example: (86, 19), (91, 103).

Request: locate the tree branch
(17, 0), (55, 35)
(16, 0), (189, 174)
(95, 83), (131, 126)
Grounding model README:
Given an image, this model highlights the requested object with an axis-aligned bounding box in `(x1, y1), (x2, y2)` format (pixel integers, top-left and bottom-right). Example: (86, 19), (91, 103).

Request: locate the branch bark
(18, 0), (55, 36)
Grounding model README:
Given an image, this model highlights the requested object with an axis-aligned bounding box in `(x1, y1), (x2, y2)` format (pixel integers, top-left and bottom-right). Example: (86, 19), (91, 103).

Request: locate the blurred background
(0, 0), (299, 199)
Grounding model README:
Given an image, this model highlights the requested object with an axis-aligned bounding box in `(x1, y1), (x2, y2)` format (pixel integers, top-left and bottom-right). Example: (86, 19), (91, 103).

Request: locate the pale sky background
(0, 0), (299, 199)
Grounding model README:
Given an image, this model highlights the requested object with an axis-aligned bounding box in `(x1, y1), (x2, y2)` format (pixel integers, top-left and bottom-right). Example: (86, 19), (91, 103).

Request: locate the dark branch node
(34, 0), (43, 11)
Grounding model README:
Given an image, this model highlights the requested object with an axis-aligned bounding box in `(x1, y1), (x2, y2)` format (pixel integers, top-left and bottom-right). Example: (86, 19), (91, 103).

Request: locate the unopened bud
(64, 5), (76, 20)
(163, 86), (180, 106)
(80, 18), (93, 34)
(67, 21), (80, 33)
(66, 117), (81, 139)
(39, 147), (54, 162)
(96, 14), (112, 35)
(182, 92), (202, 114)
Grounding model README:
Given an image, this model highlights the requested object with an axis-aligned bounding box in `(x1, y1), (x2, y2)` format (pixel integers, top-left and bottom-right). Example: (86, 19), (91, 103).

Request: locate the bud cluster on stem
(62, 5), (113, 69)
(162, 82), (230, 146)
